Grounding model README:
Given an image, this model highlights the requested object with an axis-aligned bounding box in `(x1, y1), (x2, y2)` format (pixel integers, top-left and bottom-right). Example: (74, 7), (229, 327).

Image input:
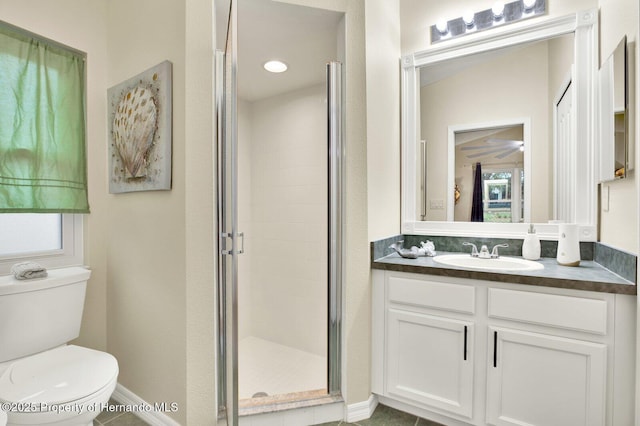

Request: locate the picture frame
(108, 60), (173, 193)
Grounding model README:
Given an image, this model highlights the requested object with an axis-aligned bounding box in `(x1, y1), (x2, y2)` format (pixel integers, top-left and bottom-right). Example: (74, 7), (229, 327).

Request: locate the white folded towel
(11, 261), (48, 280)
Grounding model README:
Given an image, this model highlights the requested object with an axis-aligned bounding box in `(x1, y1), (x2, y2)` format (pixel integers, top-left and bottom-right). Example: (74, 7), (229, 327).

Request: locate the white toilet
(0, 267), (118, 426)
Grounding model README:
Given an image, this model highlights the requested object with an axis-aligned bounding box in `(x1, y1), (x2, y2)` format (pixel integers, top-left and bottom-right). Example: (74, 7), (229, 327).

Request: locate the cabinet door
(386, 309), (474, 419)
(486, 327), (606, 426)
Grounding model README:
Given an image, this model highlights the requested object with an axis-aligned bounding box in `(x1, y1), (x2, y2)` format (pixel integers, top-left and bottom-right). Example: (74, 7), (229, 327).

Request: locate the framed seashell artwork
(108, 60), (172, 193)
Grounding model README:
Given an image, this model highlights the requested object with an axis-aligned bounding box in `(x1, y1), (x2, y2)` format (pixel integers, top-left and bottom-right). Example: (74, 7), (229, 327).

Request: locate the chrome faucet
(490, 243), (509, 258)
(463, 242), (509, 259)
(462, 242), (479, 257)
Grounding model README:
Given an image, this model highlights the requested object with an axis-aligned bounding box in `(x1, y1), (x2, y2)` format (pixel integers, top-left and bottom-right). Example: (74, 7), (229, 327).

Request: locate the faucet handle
(462, 242), (479, 257)
(491, 243), (509, 258)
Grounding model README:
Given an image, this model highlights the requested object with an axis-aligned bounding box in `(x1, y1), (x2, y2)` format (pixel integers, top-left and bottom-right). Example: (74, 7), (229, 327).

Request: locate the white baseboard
(110, 383), (181, 426)
(346, 394), (378, 423)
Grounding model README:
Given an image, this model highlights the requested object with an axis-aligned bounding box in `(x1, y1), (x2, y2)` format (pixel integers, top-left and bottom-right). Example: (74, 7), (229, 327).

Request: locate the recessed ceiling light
(263, 60), (288, 73)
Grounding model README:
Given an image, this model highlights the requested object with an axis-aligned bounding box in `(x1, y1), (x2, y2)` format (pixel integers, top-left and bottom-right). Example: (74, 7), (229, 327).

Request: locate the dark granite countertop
(372, 251), (636, 295)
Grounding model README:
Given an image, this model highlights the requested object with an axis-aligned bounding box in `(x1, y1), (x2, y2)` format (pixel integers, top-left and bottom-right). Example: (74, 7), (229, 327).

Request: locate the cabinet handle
(493, 331), (498, 368)
(463, 326), (468, 361)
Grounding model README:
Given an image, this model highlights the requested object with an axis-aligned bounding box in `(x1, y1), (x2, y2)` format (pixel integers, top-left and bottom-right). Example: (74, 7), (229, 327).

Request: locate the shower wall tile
(238, 98), (253, 341)
(247, 84), (328, 358)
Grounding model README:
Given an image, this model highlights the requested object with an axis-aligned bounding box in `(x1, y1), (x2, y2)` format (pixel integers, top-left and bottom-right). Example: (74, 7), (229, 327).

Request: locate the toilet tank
(0, 267), (90, 363)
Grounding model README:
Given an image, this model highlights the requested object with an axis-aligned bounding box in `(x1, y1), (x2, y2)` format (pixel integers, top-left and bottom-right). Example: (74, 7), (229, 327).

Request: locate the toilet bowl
(0, 345), (118, 426)
(0, 268), (119, 426)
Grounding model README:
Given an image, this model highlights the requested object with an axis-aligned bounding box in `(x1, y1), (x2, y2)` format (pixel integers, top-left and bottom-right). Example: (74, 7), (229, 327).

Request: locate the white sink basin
(432, 254), (544, 272)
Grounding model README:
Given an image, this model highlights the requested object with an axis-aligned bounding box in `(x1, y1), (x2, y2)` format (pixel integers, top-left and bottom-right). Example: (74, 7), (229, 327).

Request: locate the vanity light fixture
(430, 0), (546, 44)
(263, 60), (288, 73)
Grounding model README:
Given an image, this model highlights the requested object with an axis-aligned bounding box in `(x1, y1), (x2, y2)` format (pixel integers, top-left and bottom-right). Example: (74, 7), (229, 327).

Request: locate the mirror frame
(401, 9), (598, 241)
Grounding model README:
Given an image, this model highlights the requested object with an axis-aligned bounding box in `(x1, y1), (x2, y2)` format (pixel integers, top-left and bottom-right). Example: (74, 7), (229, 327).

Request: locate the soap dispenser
(522, 224), (541, 260)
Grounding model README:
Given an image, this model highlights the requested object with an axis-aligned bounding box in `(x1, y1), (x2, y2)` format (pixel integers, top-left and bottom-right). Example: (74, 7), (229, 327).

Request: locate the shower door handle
(220, 232), (245, 255)
(237, 232), (245, 254)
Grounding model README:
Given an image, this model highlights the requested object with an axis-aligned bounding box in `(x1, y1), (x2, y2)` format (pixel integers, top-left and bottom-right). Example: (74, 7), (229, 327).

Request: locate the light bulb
(462, 10), (475, 27)
(492, 2), (505, 19)
(436, 18), (448, 35)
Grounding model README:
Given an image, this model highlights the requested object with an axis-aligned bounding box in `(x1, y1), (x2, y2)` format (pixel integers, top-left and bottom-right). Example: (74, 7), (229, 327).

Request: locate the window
(482, 169), (523, 223)
(0, 214), (82, 274)
(0, 21), (87, 273)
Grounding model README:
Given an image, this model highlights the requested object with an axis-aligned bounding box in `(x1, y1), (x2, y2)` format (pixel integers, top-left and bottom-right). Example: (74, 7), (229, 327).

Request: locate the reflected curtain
(471, 162), (483, 222)
(0, 23), (89, 213)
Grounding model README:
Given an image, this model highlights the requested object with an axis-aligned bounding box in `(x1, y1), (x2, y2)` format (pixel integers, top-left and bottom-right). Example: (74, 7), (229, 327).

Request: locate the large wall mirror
(401, 10), (599, 240)
(599, 35), (628, 182)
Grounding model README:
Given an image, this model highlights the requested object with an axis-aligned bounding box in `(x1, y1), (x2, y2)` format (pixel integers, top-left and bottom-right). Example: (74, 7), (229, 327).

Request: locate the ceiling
(455, 125), (524, 163)
(233, 0), (343, 102)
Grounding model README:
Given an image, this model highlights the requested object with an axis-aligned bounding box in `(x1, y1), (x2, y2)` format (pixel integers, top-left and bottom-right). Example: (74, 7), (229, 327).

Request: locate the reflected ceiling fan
(460, 138), (524, 159)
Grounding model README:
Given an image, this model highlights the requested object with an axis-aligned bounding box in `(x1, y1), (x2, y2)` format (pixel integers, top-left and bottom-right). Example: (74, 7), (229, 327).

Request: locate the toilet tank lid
(0, 345), (118, 406)
(0, 267), (90, 296)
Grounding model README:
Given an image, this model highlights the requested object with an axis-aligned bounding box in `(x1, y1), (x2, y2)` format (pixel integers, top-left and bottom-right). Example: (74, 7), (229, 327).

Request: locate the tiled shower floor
(239, 336), (327, 400)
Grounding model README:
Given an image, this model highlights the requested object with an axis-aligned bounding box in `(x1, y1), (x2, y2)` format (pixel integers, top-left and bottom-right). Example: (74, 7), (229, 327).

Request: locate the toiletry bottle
(522, 224), (541, 260)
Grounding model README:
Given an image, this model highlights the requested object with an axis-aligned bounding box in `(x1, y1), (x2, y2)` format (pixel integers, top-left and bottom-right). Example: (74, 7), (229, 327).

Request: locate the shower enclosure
(216, 0), (345, 424)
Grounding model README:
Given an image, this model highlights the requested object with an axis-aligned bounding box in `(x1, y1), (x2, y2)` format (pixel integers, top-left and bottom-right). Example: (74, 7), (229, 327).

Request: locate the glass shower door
(217, 0), (239, 424)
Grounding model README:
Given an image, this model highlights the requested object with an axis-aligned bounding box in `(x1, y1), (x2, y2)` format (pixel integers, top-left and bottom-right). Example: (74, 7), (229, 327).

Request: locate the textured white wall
(598, 0), (639, 253)
(185, 0), (216, 423)
(106, 0), (187, 423)
(366, 0), (401, 241)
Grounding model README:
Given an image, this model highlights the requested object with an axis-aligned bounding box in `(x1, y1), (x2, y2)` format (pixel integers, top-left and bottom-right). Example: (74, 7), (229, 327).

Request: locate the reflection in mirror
(452, 124), (525, 223)
(599, 36), (628, 181)
(418, 34), (573, 224)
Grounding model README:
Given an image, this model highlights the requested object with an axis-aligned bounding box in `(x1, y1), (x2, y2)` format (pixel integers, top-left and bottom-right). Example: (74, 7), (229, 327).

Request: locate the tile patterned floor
(316, 404), (445, 426)
(95, 400), (150, 426)
(95, 401), (440, 426)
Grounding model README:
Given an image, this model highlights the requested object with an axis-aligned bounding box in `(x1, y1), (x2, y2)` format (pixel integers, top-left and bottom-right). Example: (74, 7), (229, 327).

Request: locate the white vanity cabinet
(486, 326), (606, 426)
(371, 270), (636, 426)
(485, 288), (609, 426)
(387, 309), (474, 418)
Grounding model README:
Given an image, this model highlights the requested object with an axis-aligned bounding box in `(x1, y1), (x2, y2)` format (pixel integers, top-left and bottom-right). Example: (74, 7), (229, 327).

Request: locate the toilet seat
(0, 345), (117, 406)
(0, 345), (118, 425)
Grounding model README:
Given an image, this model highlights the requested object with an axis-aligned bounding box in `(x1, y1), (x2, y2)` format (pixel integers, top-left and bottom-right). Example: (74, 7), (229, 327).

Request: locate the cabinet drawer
(488, 288), (608, 335)
(388, 275), (475, 314)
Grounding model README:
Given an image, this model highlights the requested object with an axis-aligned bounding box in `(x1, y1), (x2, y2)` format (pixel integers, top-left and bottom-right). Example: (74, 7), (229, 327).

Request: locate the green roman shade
(0, 22), (89, 213)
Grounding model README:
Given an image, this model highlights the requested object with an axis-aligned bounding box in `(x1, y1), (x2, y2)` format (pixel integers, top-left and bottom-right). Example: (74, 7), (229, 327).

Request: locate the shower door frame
(215, 0), (239, 422)
(215, 3), (345, 423)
